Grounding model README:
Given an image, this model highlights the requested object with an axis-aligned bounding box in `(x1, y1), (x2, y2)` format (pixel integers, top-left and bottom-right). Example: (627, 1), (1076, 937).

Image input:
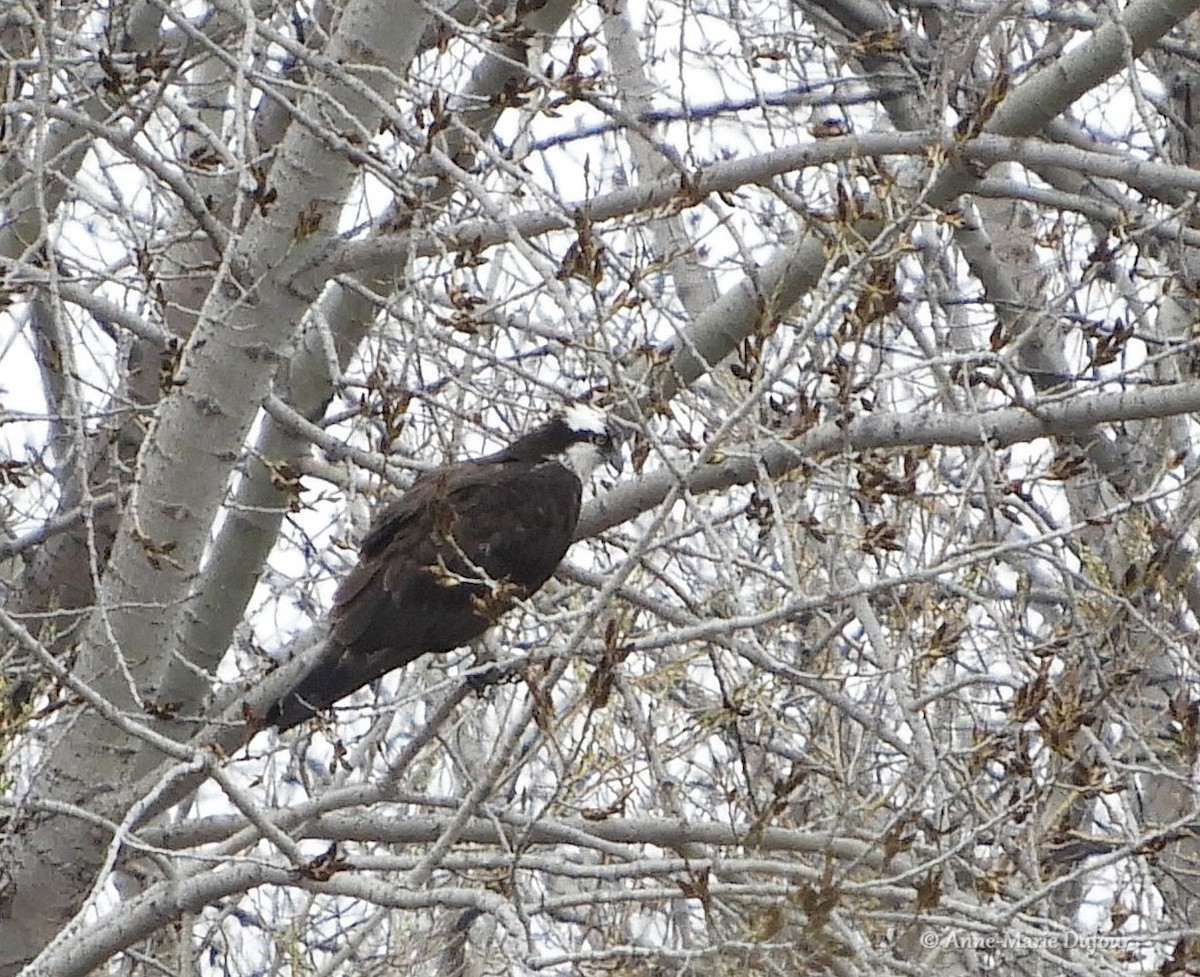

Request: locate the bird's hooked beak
(601, 425), (624, 476)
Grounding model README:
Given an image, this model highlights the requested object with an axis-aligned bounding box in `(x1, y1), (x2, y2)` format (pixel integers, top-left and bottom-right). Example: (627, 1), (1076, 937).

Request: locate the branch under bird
(265, 404), (621, 730)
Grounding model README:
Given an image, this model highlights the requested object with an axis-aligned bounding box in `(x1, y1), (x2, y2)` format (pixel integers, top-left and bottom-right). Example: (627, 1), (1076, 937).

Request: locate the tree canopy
(5, 0), (1200, 975)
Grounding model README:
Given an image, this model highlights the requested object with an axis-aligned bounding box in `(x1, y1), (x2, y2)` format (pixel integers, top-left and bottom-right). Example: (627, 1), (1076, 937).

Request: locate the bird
(266, 405), (620, 730)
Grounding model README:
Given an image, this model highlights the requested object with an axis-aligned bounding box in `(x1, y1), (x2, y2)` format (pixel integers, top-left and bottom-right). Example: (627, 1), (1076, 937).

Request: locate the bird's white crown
(563, 403), (608, 438)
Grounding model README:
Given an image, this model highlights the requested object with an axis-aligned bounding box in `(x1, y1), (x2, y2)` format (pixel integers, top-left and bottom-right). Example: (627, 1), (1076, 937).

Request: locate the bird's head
(508, 404), (621, 479)
(559, 404), (622, 479)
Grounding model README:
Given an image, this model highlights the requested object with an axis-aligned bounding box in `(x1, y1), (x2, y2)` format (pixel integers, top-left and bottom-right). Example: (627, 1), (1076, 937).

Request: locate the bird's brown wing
(444, 461), (582, 590)
(329, 464), (495, 653)
(325, 469), (446, 647)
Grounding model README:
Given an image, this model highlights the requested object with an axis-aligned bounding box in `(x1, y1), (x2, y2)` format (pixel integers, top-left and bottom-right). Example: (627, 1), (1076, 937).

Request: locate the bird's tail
(265, 642), (352, 731)
(265, 642), (410, 732)
(265, 681), (330, 732)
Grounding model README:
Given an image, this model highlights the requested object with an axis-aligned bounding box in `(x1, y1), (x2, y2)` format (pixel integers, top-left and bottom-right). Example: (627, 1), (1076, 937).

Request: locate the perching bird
(267, 405), (620, 730)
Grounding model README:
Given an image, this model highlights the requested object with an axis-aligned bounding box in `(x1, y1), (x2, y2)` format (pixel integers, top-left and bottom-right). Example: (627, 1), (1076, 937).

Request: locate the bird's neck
(559, 441), (603, 480)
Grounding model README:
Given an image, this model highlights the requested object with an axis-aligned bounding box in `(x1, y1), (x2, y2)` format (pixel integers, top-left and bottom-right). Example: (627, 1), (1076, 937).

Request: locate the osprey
(267, 405), (619, 730)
